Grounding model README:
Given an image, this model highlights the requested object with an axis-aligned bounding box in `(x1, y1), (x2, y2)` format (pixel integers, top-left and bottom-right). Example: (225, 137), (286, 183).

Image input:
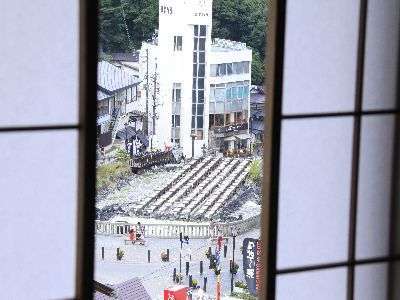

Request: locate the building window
(215, 85), (226, 102)
(232, 86), (238, 99)
(171, 115), (180, 127)
(233, 62), (242, 74)
(196, 116), (203, 128)
(217, 64), (226, 76)
(97, 99), (109, 117)
(210, 61), (251, 77)
(198, 64), (205, 77)
(198, 90), (204, 103)
(210, 81), (250, 104)
(243, 61), (250, 73)
(200, 24), (206, 36)
(174, 36), (182, 51)
(198, 78), (204, 89)
(199, 38), (206, 51)
(210, 85), (215, 102)
(199, 52), (205, 63)
(215, 114), (224, 126)
(210, 64), (217, 77)
(226, 87), (232, 100)
(227, 63), (233, 75)
(192, 24), (207, 139)
(197, 104), (204, 115)
(172, 83), (181, 102)
(126, 87), (136, 104)
(238, 86), (244, 99)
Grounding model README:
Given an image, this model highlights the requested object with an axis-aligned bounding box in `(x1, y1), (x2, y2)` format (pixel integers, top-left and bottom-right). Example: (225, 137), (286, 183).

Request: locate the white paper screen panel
(0, 131), (78, 299)
(282, 0), (359, 114)
(0, 0), (79, 126)
(354, 263), (388, 300)
(276, 268), (347, 300)
(362, 0), (400, 110)
(356, 115), (395, 259)
(278, 117), (353, 268)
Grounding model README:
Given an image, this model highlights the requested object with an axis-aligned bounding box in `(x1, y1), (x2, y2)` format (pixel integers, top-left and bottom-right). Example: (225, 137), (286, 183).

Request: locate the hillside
(99, 0), (267, 84)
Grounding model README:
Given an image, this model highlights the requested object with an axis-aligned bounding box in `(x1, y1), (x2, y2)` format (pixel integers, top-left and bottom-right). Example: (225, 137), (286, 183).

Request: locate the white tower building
(141, 0), (252, 157)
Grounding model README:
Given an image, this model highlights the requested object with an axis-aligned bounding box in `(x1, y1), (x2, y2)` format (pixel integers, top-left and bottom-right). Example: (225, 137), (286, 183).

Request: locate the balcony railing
(211, 122), (248, 135)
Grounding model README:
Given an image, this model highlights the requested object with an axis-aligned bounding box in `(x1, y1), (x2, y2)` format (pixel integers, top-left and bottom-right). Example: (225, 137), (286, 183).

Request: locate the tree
(99, 0), (158, 52)
(251, 51), (265, 86)
(98, 0), (268, 82)
(212, 0), (267, 85)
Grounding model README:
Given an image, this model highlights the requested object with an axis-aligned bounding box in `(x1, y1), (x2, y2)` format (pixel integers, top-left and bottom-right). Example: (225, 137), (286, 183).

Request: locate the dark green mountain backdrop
(99, 0), (267, 84)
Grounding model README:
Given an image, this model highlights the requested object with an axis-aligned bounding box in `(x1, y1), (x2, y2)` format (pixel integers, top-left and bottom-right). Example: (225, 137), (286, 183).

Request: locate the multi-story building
(97, 60), (142, 147)
(140, 0), (252, 157)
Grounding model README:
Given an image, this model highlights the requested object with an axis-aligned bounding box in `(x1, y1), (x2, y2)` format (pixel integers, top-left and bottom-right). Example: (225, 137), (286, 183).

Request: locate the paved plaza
(95, 229), (260, 299)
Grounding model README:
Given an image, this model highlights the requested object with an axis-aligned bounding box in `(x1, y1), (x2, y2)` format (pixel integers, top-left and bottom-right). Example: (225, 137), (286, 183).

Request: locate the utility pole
(216, 235), (223, 300)
(230, 227), (237, 294)
(179, 233), (189, 285)
(145, 48), (149, 136)
(152, 62), (158, 136)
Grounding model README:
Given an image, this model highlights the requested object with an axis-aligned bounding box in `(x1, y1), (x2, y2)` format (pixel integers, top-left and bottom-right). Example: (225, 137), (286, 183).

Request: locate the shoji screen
(271, 0), (400, 299)
(0, 1), (80, 299)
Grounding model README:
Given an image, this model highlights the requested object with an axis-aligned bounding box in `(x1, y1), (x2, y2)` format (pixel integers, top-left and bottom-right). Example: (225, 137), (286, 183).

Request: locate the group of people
(126, 136), (146, 157)
(128, 222), (145, 245)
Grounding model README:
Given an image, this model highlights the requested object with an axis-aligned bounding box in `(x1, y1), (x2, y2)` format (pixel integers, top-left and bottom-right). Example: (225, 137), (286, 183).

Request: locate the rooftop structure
(97, 60), (142, 147)
(211, 38), (250, 52)
(97, 61), (139, 94)
(94, 278), (151, 300)
(108, 51), (140, 63)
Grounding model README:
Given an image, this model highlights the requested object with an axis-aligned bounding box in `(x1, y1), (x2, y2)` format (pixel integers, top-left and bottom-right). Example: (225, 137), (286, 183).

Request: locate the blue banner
(242, 238), (259, 296)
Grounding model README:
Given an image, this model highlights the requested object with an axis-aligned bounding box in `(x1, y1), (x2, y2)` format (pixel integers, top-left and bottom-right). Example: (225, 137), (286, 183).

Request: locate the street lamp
(230, 226), (238, 294)
(179, 232), (189, 284)
(201, 143), (207, 157)
(124, 122), (129, 152)
(190, 132), (197, 158)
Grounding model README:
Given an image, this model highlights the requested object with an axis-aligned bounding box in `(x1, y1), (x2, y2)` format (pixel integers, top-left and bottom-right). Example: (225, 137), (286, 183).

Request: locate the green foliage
(98, 0), (268, 83)
(96, 161), (130, 190)
(235, 281), (248, 289)
(191, 278), (198, 287)
(251, 51), (265, 86)
(231, 292), (257, 300)
(232, 282), (256, 300)
(99, 0), (159, 52)
(117, 249), (125, 260)
(115, 148), (130, 163)
(248, 159), (262, 184)
(212, 0), (267, 85)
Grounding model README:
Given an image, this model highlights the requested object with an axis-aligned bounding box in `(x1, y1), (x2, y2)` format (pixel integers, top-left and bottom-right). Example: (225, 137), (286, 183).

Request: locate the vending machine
(164, 285), (189, 300)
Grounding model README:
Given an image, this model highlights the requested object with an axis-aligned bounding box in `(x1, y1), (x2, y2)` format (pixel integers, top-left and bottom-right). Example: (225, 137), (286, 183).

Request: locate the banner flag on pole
(242, 238), (260, 296)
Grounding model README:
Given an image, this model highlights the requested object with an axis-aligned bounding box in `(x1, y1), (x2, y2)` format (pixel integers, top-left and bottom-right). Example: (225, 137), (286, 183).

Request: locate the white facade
(140, 0), (252, 157)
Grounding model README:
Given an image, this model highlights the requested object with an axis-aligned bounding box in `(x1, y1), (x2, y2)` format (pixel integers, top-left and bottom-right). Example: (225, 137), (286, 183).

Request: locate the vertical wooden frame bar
(260, 0), (287, 299)
(387, 10), (400, 300)
(76, 0), (98, 298)
(347, 0), (369, 299)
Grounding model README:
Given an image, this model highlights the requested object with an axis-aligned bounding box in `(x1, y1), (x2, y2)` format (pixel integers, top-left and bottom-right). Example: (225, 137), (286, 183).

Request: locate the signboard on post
(242, 238), (260, 296)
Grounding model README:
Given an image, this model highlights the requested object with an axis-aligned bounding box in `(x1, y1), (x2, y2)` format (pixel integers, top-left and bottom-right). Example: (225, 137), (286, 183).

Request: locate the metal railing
(95, 214), (260, 239)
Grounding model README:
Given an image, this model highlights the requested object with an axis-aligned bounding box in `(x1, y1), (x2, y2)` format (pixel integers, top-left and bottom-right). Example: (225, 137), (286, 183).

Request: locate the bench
(124, 239), (147, 246)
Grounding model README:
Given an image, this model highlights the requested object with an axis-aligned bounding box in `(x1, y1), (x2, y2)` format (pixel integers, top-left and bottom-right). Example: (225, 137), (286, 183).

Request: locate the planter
(233, 286), (246, 294)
